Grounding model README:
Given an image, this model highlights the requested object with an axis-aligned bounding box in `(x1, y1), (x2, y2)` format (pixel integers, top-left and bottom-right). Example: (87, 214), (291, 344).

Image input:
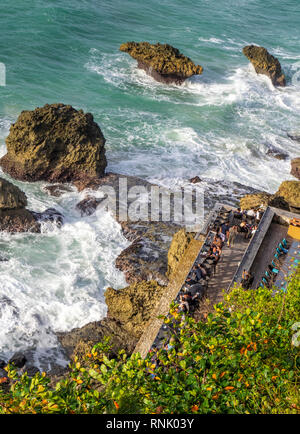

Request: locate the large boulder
(104, 280), (164, 339)
(291, 158), (300, 180)
(0, 103), (107, 183)
(0, 177), (40, 232)
(120, 42), (203, 84)
(243, 45), (286, 87)
(275, 180), (300, 212)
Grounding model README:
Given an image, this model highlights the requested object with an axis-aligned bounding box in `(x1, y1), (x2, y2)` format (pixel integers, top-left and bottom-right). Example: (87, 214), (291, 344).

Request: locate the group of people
(234, 207), (262, 240)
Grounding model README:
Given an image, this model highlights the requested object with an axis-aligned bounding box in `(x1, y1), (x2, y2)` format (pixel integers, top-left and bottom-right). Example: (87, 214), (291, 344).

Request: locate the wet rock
(266, 148), (288, 160)
(0, 177), (41, 232)
(31, 208), (64, 228)
(291, 158), (300, 180)
(120, 42), (203, 85)
(8, 352), (27, 369)
(0, 103), (107, 183)
(0, 177), (27, 209)
(190, 176), (202, 184)
(76, 195), (106, 216)
(243, 45), (286, 87)
(43, 184), (73, 197)
(287, 132), (300, 142)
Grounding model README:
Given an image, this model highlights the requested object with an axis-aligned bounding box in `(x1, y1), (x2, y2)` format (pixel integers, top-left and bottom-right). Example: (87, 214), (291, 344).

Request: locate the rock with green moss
(0, 103), (107, 183)
(120, 41), (203, 84)
(275, 180), (300, 212)
(240, 181), (300, 214)
(105, 280), (165, 338)
(291, 158), (300, 180)
(243, 45), (286, 87)
(0, 177), (40, 232)
(166, 228), (195, 278)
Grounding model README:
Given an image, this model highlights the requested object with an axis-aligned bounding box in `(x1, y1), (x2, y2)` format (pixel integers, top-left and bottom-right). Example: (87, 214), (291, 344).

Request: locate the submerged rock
(287, 132), (300, 143)
(31, 208), (64, 228)
(266, 148), (288, 160)
(243, 45), (286, 87)
(0, 177), (40, 232)
(120, 41), (203, 84)
(0, 103), (107, 183)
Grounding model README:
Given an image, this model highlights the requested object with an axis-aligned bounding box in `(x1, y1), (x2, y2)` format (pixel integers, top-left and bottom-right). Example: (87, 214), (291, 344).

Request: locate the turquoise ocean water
(0, 0), (299, 369)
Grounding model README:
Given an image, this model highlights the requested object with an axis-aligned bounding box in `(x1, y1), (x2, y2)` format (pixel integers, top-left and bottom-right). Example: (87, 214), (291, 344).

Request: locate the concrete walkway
(134, 238), (203, 358)
(200, 233), (248, 308)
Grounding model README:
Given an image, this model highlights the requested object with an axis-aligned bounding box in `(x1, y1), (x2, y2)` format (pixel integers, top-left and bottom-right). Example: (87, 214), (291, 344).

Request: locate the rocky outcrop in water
(0, 103), (107, 183)
(0, 177), (40, 232)
(243, 45), (286, 87)
(120, 42), (203, 84)
(57, 280), (164, 360)
(291, 158), (300, 180)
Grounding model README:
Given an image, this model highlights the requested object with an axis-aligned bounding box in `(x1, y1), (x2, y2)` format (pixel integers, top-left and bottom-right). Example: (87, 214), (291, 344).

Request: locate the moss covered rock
(275, 180), (300, 211)
(0, 177), (40, 232)
(166, 228), (195, 278)
(105, 280), (164, 338)
(243, 45), (286, 87)
(0, 177), (27, 210)
(120, 42), (203, 84)
(0, 103), (107, 183)
(291, 158), (300, 180)
(240, 181), (300, 214)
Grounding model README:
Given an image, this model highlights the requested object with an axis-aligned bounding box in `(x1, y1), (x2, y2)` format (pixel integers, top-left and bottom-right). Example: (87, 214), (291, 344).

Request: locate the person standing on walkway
(227, 225), (238, 247)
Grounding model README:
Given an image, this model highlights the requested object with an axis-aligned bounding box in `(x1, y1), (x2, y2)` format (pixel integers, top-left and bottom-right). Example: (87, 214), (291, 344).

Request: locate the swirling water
(0, 0), (299, 369)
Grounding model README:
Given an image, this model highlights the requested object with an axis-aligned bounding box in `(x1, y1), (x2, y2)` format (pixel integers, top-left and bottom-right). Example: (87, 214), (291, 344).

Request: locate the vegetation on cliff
(0, 267), (299, 414)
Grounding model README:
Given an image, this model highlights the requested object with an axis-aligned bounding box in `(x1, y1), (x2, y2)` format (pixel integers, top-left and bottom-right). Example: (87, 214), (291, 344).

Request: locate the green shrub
(0, 268), (299, 414)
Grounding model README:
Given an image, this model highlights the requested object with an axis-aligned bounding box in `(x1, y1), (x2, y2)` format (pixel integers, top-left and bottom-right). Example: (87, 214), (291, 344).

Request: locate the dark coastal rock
(266, 148), (288, 160)
(0, 177), (27, 209)
(31, 208), (64, 228)
(120, 42), (203, 85)
(190, 176), (202, 184)
(0, 177), (41, 232)
(287, 132), (300, 143)
(243, 45), (286, 87)
(291, 158), (300, 180)
(43, 184), (73, 197)
(0, 103), (107, 183)
(76, 195), (106, 216)
(8, 352), (27, 369)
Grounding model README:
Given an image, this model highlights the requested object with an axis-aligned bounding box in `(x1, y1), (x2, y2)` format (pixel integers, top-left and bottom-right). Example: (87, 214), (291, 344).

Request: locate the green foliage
(0, 268), (299, 414)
